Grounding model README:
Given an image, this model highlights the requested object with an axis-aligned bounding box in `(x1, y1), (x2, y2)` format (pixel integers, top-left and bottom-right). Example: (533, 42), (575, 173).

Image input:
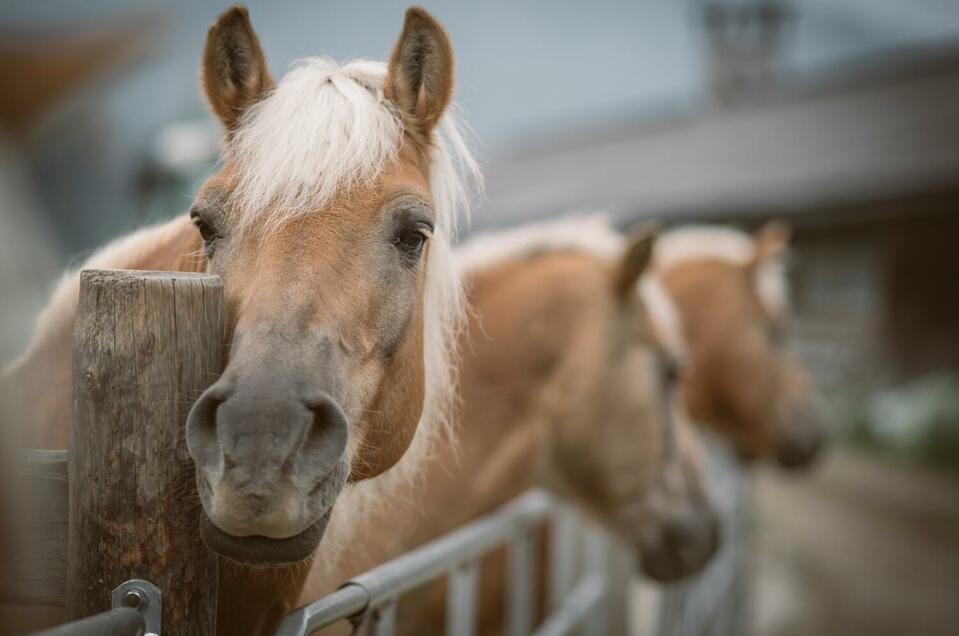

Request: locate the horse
(652, 222), (824, 468)
(1, 6), (480, 634)
(293, 216), (720, 633)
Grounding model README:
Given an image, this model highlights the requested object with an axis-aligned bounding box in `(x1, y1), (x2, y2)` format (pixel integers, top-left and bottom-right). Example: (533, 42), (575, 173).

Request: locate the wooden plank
(0, 450), (68, 605)
(66, 269), (222, 633)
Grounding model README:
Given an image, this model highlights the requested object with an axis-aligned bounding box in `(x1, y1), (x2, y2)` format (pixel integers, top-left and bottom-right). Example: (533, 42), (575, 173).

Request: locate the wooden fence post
(66, 269), (222, 634)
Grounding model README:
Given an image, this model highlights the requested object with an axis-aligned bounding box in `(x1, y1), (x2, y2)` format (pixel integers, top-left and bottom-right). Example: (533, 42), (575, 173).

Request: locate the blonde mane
(653, 225), (789, 319)
(455, 213), (624, 272)
(455, 214), (686, 360)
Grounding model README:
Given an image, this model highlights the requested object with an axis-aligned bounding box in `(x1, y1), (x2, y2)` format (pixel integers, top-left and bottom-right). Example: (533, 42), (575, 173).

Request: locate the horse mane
(455, 213), (624, 271)
(653, 225), (789, 319)
(14, 216), (204, 379)
(455, 213), (686, 360)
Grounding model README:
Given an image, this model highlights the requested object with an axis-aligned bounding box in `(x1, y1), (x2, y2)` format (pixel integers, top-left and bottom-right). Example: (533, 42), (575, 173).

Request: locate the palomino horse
(652, 222), (824, 467)
(2, 6), (479, 633)
(294, 217), (720, 632)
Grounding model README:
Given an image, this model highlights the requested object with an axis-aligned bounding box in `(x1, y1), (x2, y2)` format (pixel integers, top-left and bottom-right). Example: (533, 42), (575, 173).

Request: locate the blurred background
(1, 1), (957, 634)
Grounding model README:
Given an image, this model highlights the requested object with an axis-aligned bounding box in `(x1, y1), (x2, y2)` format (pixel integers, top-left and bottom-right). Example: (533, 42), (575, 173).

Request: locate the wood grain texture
(66, 269), (222, 634)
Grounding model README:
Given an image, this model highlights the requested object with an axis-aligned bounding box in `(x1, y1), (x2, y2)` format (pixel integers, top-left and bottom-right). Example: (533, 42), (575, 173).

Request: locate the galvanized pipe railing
(276, 437), (750, 636)
(275, 490), (565, 636)
(530, 575), (606, 636)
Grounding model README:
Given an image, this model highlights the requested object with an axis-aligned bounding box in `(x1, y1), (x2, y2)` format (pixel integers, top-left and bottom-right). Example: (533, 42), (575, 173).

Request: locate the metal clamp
(112, 578), (161, 636)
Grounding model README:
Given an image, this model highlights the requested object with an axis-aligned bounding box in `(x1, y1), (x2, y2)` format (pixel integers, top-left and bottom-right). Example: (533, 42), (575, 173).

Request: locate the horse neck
(413, 251), (610, 539)
(292, 252), (610, 614)
(218, 560), (312, 636)
(6, 214), (204, 448)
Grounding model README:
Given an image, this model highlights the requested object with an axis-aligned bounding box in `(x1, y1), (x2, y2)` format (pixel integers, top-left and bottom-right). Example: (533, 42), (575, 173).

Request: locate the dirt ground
(750, 448), (959, 636)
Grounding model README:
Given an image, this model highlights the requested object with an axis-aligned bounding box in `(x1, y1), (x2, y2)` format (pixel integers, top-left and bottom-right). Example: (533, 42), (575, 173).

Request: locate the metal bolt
(123, 589), (144, 610)
(112, 578), (161, 634)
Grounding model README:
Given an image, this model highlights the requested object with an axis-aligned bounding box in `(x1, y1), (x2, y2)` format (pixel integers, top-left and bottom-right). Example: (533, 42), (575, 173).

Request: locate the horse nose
(186, 378), (349, 538)
(662, 504), (720, 564)
(641, 503), (721, 582)
(186, 381), (349, 488)
(777, 405), (825, 469)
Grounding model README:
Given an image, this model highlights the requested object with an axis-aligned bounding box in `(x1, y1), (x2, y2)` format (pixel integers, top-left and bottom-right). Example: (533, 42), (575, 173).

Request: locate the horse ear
(752, 220), (791, 265)
(202, 5), (274, 131)
(614, 224), (658, 299)
(385, 7), (454, 141)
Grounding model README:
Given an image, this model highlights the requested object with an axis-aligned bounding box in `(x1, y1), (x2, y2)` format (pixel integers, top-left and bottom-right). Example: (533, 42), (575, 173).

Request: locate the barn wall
(788, 202), (959, 395)
(879, 214), (959, 379)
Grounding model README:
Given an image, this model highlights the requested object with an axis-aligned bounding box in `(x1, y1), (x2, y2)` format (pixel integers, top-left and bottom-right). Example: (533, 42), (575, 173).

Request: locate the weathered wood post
(67, 269), (223, 633)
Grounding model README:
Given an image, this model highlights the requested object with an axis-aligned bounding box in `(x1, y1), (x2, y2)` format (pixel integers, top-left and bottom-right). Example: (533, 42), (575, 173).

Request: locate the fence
(275, 491), (632, 636)
(1, 269), (750, 635)
(2, 269), (222, 634)
(634, 437), (752, 636)
(274, 439), (750, 636)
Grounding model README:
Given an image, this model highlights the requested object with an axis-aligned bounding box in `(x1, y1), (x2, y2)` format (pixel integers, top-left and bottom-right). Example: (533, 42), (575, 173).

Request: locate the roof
(477, 49), (959, 230)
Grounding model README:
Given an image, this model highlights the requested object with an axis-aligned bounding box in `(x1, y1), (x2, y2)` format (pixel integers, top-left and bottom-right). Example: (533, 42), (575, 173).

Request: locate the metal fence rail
(275, 490), (553, 635)
(277, 440), (750, 636)
(636, 436), (751, 636)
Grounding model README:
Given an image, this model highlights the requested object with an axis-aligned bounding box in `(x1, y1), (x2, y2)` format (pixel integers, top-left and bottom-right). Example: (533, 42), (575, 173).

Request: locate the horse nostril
(640, 506), (720, 582)
(304, 393), (342, 425)
(778, 403), (826, 469)
(186, 383), (232, 471)
(663, 514), (699, 552)
(300, 392), (349, 472)
(663, 505), (721, 561)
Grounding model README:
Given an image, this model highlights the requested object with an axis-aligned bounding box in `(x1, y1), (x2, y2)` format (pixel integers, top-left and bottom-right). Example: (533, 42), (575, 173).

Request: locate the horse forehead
(341, 139), (432, 207)
(200, 134), (430, 215)
(390, 139), (432, 188)
(665, 260), (761, 317)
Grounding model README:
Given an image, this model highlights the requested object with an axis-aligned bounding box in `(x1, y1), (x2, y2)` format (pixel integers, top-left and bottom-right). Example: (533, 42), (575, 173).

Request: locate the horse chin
(199, 509), (332, 567)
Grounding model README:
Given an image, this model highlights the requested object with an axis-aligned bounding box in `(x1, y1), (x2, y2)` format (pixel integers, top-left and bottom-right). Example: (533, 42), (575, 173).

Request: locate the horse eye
(190, 210), (219, 246)
(662, 358), (683, 385)
(393, 222), (432, 259)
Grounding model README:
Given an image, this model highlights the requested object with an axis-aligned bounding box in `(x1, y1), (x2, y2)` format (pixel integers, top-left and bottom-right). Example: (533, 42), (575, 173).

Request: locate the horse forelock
(228, 58), (400, 232)
(653, 225), (789, 319)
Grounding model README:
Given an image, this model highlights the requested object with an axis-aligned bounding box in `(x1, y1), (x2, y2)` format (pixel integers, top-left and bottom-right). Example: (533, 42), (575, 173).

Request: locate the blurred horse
(653, 222), (824, 468)
(299, 217), (720, 633)
(2, 6), (479, 633)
